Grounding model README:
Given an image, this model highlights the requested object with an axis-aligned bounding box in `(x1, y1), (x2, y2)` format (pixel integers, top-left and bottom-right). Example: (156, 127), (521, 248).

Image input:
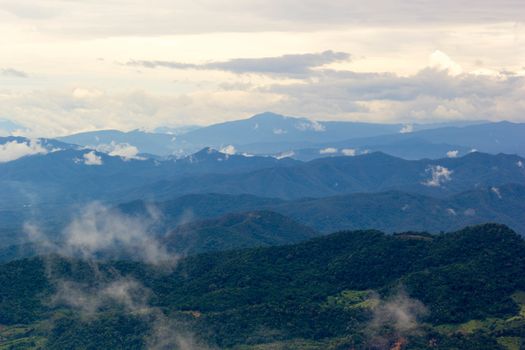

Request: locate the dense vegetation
(120, 183), (525, 237)
(162, 210), (318, 254)
(0, 223), (524, 349)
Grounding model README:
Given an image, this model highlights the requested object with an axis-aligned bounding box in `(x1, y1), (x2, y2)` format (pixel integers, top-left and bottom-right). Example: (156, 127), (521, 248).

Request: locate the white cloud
(399, 124), (413, 133)
(446, 208), (457, 216)
(82, 151), (103, 165)
(518, 160), (524, 168)
(319, 147), (338, 154)
(446, 150), (459, 158)
(491, 186), (502, 199)
(429, 50), (463, 76)
(341, 148), (356, 156)
(274, 150), (295, 159)
(93, 141), (144, 160)
(423, 165), (453, 187)
(368, 289), (428, 338)
(295, 120), (326, 132)
(62, 202), (175, 265)
(0, 139), (48, 162)
(219, 144), (236, 155)
(24, 201), (176, 266)
(273, 128), (287, 135)
(51, 278), (150, 318)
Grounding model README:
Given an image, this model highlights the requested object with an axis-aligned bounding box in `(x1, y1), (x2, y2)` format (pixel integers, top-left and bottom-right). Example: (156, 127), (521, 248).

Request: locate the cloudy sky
(0, 0), (524, 136)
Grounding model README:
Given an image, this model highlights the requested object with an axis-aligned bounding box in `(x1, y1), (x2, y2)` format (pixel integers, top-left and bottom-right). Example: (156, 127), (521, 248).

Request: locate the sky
(0, 0), (524, 136)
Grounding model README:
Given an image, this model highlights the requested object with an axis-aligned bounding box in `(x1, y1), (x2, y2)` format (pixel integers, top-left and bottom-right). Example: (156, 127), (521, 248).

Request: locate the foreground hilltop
(0, 223), (524, 349)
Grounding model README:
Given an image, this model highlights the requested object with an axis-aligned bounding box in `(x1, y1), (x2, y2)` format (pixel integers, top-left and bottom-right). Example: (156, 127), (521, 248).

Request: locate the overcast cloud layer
(0, 0), (524, 136)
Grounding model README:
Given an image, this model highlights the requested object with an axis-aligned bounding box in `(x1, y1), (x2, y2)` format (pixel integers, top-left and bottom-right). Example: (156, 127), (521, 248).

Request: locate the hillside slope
(162, 210), (319, 254)
(0, 224), (523, 349)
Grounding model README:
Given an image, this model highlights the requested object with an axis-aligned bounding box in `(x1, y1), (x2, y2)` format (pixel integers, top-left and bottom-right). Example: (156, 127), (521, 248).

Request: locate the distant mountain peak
(192, 146), (221, 156)
(188, 147), (233, 162)
(248, 112), (290, 121)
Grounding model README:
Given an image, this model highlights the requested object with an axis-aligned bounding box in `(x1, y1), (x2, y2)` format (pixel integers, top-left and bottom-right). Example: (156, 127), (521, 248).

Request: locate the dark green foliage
(0, 258), (49, 324)
(46, 314), (148, 350)
(0, 224), (523, 348)
(118, 183), (525, 241)
(162, 211), (318, 255)
(404, 331), (506, 350)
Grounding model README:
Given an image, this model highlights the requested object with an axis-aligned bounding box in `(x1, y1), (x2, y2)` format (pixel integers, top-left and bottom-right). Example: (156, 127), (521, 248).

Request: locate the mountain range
(0, 149), (522, 207)
(0, 112), (524, 349)
(119, 183), (525, 237)
(55, 112), (524, 159)
(1, 142), (523, 247)
(132, 151), (525, 200)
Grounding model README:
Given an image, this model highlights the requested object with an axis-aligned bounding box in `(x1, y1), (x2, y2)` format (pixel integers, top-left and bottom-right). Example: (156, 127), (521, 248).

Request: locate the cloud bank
(91, 142), (144, 160)
(0, 139), (48, 162)
(1, 0), (523, 38)
(127, 50), (350, 76)
(2, 51), (524, 137)
(1, 68), (28, 78)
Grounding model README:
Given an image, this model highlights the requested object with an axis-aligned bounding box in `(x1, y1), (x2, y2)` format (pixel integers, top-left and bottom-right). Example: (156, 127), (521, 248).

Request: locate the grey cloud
(366, 289), (428, 348)
(270, 68), (523, 102)
(1, 68), (28, 78)
(206, 51), (350, 75)
(1, 0), (522, 38)
(127, 60), (197, 70)
(244, 0), (525, 26)
(25, 201), (177, 266)
(1, 2), (60, 19)
(48, 268), (209, 349)
(127, 50), (350, 76)
(2, 66), (525, 138)
(370, 290), (427, 333)
(264, 67), (525, 121)
(51, 277), (151, 319)
(24, 202), (208, 349)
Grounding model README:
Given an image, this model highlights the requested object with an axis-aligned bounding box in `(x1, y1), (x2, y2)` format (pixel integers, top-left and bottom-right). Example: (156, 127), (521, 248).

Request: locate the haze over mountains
(54, 112), (525, 159)
(1, 146), (523, 210)
(1, 112), (525, 348)
(1, 112), (524, 242)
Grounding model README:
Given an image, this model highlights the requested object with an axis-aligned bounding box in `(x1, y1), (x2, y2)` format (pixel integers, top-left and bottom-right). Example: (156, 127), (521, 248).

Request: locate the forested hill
(0, 223), (524, 349)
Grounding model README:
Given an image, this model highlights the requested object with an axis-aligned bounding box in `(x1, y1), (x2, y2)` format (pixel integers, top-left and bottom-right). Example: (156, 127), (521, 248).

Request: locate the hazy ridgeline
(0, 113), (524, 349)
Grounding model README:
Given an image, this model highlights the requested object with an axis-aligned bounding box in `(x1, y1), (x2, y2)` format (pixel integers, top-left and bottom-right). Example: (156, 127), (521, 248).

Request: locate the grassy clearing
(324, 289), (378, 310)
(0, 324), (46, 350)
(497, 336), (521, 350)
